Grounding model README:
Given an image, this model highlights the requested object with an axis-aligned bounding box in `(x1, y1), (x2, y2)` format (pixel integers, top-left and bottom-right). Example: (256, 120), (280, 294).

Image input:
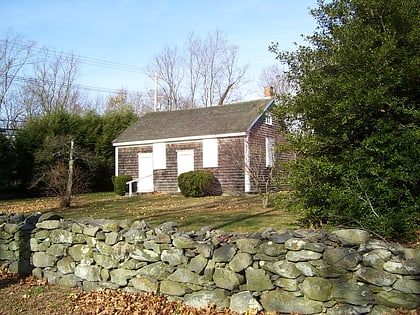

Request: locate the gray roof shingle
(113, 98), (273, 144)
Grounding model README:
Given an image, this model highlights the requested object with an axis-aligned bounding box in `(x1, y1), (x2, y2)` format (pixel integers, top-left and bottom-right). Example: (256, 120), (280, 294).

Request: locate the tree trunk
(62, 140), (74, 207)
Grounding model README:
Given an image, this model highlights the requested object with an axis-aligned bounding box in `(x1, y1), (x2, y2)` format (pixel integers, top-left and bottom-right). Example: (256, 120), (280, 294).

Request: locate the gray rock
(235, 238), (260, 254)
(83, 225), (100, 237)
(362, 249), (392, 268)
(75, 264), (101, 282)
(274, 277), (303, 291)
(123, 229), (146, 243)
(299, 277), (332, 301)
(137, 262), (174, 280)
(332, 229), (370, 246)
(38, 212), (63, 222)
(130, 248), (160, 262)
(355, 267), (397, 286)
(324, 247), (361, 270)
(375, 290), (420, 309)
(161, 248), (187, 266)
(332, 280), (374, 306)
(197, 242), (213, 258)
(184, 289), (229, 309)
(159, 279), (188, 296)
(93, 253), (119, 269)
(58, 274), (80, 288)
(285, 238), (307, 250)
(259, 241), (286, 256)
(213, 244), (236, 262)
(243, 267), (274, 291)
(49, 229), (73, 244)
(326, 304), (372, 315)
(46, 244), (68, 257)
(383, 260), (420, 275)
(32, 252), (56, 267)
(268, 232), (294, 243)
(187, 255), (208, 274)
(229, 291), (262, 313)
(261, 289), (323, 314)
(286, 250), (322, 262)
(68, 244), (94, 264)
(261, 260), (302, 278)
(213, 268), (244, 290)
(392, 278), (420, 294)
(57, 256), (76, 274)
(172, 235), (196, 249)
(109, 268), (137, 286)
(295, 261), (318, 276)
(228, 252), (253, 272)
(36, 220), (62, 229)
(130, 277), (158, 293)
(168, 267), (207, 285)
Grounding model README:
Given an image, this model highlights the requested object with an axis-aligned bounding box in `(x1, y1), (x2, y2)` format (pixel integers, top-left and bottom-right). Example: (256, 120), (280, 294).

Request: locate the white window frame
(202, 138), (218, 168)
(152, 142), (166, 169)
(266, 137), (275, 167)
(265, 112), (273, 125)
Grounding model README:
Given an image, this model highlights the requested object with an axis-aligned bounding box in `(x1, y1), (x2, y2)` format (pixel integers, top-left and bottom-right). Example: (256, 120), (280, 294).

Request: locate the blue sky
(1, 0), (318, 100)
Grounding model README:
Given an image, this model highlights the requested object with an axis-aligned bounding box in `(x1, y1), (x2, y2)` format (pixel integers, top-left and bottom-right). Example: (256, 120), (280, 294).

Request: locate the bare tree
(22, 48), (85, 116)
(187, 30), (248, 107)
(31, 135), (98, 207)
(223, 138), (277, 208)
(147, 30), (248, 110)
(259, 65), (294, 96)
(147, 44), (184, 111)
(0, 32), (34, 129)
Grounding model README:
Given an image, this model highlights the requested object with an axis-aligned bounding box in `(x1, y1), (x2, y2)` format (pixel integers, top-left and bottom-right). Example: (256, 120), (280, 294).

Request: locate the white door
(177, 150), (194, 190)
(138, 153), (154, 192)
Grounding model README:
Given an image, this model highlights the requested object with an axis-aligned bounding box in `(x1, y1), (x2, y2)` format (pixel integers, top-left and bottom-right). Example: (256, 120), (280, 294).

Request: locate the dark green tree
(0, 133), (16, 194)
(271, 0), (419, 240)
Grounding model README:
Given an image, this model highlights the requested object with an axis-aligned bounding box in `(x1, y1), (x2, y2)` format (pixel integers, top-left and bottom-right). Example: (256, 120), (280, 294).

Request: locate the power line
(0, 38), (149, 74)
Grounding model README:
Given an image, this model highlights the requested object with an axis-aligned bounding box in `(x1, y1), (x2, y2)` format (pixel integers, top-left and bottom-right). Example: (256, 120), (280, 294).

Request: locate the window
(153, 143), (166, 169)
(265, 112), (273, 125)
(266, 137), (275, 167)
(202, 138), (218, 167)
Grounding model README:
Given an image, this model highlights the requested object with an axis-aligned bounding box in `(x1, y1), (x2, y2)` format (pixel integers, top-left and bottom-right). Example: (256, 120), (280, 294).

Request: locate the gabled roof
(113, 98), (273, 145)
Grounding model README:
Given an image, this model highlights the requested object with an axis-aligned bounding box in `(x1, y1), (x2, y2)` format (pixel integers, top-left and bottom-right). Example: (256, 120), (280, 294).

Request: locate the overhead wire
(0, 38), (151, 94)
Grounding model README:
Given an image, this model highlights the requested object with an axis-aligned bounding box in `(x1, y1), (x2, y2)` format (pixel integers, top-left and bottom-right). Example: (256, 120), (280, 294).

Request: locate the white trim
(202, 138), (218, 168)
(246, 99), (274, 133)
(115, 147), (119, 176)
(152, 142), (166, 169)
(244, 135), (251, 192)
(113, 132), (246, 147)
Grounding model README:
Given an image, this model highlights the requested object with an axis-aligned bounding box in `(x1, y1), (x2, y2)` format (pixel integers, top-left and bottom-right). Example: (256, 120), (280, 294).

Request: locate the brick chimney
(264, 86), (274, 97)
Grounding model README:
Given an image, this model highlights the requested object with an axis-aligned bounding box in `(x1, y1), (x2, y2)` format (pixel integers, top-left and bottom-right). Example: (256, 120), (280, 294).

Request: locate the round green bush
(112, 175), (132, 196)
(178, 170), (217, 197)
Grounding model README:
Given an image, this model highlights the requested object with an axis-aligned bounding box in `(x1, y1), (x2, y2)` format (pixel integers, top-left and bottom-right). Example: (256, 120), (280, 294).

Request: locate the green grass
(0, 192), (302, 234)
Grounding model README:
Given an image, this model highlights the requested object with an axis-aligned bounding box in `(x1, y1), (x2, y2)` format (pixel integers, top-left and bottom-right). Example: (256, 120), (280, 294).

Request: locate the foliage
(178, 170), (217, 197)
(270, 0), (419, 240)
(112, 175), (132, 196)
(30, 135), (98, 202)
(0, 134), (16, 193)
(12, 109), (137, 195)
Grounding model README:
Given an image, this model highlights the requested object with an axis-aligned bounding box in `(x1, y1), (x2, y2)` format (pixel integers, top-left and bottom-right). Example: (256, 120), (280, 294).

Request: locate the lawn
(0, 192), (301, 234)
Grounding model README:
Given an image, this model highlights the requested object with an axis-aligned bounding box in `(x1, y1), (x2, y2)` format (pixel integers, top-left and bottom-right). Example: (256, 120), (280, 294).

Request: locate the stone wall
(0, 212), (419, 314)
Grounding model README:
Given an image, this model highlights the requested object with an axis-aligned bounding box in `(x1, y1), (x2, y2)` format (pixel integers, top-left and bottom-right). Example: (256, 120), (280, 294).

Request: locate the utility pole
(63, 139), (74, 207)
(153, 72), (158, 112)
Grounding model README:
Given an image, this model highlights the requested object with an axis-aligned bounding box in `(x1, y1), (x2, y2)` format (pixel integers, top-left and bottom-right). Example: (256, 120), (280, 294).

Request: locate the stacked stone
(0, 212), (419, 314)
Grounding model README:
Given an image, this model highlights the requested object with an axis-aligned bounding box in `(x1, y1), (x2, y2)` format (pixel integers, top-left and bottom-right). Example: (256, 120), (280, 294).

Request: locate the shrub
(112, 175), (132, 196)
(178, 170), (217, 197)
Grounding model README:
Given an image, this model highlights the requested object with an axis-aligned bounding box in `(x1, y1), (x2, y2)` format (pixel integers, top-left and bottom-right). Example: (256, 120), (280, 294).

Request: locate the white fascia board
(112, 132), (246, 147)
(246, 99), (275, 133)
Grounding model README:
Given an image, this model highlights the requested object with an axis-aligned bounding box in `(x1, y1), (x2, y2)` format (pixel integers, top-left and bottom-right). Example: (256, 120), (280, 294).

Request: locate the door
(177, 150), (194, 190)
(138, 153), (154, 192)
